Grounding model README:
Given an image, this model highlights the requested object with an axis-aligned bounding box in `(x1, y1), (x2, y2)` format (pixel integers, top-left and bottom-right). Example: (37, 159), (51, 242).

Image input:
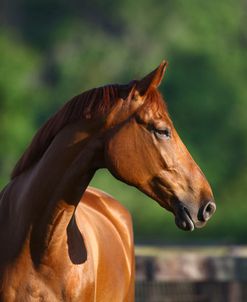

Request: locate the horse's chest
(2, 263), (93, 302)
(1, 241), (129, 302)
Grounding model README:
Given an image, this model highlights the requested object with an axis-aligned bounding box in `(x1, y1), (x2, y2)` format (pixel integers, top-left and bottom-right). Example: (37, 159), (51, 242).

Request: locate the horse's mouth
(174, 206), (207, 231)
(175, 207), (195, 231)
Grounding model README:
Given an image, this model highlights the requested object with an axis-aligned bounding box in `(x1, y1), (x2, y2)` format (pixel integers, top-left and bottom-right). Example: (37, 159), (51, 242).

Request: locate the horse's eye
(154, 128), (171, 140)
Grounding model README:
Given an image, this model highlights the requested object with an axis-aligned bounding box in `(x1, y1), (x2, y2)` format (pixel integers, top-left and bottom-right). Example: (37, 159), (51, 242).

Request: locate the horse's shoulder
(75, 188), (134, 302)
(78, 187), (133, 232)
(83, 187), (131, 216)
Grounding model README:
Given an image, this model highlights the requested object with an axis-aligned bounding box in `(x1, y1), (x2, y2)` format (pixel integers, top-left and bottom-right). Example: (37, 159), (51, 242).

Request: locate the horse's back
(75, 187), (135, 302)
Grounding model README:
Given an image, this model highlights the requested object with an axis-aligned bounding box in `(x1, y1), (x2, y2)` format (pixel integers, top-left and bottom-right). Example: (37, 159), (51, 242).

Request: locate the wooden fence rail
(135, 245), (247, 302)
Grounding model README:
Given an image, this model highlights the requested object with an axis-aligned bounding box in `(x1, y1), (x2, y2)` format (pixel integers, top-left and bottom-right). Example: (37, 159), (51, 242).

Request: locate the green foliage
(0, 0), (246, 242)
(0, 33), (40, 186)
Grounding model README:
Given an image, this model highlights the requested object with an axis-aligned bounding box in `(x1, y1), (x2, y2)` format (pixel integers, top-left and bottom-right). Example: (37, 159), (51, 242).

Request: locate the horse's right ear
(136, 60), (168, 96)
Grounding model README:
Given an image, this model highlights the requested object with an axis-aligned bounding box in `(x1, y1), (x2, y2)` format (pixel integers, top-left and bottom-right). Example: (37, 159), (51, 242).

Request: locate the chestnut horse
(0, 61), (215, 301)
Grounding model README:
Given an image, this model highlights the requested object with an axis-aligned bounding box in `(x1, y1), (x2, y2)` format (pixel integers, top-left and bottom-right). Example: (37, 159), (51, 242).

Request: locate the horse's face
(104, 61), (215, 231)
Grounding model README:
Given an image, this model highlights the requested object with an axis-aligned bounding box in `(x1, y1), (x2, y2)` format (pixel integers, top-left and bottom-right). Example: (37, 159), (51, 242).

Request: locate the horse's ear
(137, 60), (168, 95)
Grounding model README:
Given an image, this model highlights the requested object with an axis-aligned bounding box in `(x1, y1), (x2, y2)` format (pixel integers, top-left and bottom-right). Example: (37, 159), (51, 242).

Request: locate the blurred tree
(0, 32), (42, 187)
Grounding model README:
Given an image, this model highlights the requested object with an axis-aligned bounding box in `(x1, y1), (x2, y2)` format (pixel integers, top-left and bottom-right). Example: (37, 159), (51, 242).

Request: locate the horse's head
(104, 61), (215, 231)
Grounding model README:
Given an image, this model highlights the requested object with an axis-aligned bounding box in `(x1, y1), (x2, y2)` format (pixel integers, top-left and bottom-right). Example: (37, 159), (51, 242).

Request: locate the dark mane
(11, 84), (126, 179)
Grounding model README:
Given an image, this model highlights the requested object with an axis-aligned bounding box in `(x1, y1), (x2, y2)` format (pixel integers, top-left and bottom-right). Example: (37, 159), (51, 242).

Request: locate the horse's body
(0, 61), (216, 301)
(1, 188), (134, 301)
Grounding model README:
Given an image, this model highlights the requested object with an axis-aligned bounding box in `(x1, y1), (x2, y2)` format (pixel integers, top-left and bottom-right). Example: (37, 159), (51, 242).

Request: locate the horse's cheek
(104, 133), (134, 182)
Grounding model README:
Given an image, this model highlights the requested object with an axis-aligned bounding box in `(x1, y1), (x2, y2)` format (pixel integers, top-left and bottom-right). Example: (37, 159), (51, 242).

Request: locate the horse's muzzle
(198, 201), (216, 222)
(174, 200), (216, 231)
(175, 206), (195, 231)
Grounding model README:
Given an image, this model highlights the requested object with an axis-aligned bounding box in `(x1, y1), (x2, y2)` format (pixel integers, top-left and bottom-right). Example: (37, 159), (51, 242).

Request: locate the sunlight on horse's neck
(13, 120), (103, 252)
(0, 119), (105, 265)
(30, 120), (102, 203)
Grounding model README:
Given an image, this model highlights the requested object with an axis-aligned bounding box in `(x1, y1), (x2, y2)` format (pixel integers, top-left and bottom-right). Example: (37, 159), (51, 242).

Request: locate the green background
(0, 0), (246, 243)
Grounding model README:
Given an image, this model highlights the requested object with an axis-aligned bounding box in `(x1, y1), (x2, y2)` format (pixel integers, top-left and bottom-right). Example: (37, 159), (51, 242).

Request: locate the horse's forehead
(140, 102), (170, 122)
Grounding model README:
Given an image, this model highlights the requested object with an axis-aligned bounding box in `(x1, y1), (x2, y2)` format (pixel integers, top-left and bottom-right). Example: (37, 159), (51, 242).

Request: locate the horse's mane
(11, 84), (128, 179)
(11, 81), (166, 180)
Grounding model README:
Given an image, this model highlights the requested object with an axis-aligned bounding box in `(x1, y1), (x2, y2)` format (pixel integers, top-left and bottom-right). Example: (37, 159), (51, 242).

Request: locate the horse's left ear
(137, 60), (168, 96)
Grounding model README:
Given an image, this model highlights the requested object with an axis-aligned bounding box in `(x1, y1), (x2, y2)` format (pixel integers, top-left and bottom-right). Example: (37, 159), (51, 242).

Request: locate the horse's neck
(1, 120), (104, 264)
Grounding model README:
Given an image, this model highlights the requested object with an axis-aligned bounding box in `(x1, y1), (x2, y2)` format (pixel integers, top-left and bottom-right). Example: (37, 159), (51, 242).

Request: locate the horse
(0, 61), (216, 301)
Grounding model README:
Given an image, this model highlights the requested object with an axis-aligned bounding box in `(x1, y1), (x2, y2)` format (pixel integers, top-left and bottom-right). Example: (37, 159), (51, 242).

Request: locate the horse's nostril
(200, 201), (216, 222)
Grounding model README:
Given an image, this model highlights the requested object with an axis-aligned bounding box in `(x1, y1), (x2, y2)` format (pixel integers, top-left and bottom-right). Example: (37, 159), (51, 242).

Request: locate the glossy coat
(0, 61), (215, 301)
